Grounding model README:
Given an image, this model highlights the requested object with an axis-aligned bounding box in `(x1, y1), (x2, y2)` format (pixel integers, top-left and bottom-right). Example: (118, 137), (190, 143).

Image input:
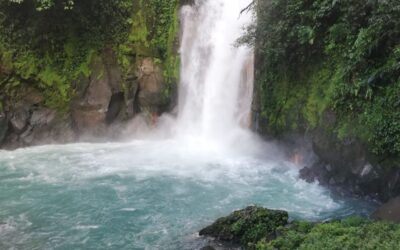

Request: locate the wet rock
(106, 92), (125, 124)
(299, 167), (315, 183)
(83, 61), (113, 110)
(10, 108), (29, 134)
(20, 125), (34, 145)
(102, 48), (123, 94)
(23, 87), (44, 106)
(71, 55), (113, 134)
(0, 112), (8, 145)
(371, 196), (400, 223)
(30, 108), (56, 126)
(137, 58), (167, 114)
(71, 49), (129, 136)
(325, 164), (332, 172)
(295, 127), (400, 201)
(199, 206), (288, 246)
(72, 109), (107, 135)
(200, 246), (216, 250)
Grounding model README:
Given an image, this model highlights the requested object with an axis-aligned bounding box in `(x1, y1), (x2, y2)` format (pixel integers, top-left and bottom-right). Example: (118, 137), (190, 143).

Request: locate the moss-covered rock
(199, 206), (289, 248)
(0, 1), (180, 149)
(201, 207), (400, 250)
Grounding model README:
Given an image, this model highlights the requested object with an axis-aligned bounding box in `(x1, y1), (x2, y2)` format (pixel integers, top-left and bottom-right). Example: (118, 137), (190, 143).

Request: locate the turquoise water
(0, 141), (374, 249)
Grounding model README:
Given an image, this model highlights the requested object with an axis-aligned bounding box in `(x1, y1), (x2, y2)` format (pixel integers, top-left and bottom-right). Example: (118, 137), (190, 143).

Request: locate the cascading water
(0, 0), (374, 249)
(178, 0), (254, 145)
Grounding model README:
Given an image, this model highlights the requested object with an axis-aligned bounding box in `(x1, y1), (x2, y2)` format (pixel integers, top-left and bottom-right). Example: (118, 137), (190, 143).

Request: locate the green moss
(202, 207), (400, 250)
(0, 0), (134, 113)
(0, 40), (99, 113)
(257, 217), (400, 250)
(199, 206), (289, 248)
(1, 0), (182, 115)
(116, 0), (180, 99)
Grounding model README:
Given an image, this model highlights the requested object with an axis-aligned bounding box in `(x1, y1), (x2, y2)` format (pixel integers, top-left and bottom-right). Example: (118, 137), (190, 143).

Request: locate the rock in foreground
(200, 206), (400, 250)
(199, 206), (288, 247)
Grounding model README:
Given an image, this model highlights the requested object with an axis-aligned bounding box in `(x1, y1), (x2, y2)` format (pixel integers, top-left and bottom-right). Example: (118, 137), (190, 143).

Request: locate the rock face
(71, 54), (115, 136)
(371, 196), (400, 223)
(0, 112), (8, 144)
(0, 49), (173, 149)
(137, 58), (168, 114)
(296, 128), (400, 202)
(199, 206), (288, 247)
(70, 54), (169, 139)
(253, 103), (400, 202)
(0, 86), (76, 149)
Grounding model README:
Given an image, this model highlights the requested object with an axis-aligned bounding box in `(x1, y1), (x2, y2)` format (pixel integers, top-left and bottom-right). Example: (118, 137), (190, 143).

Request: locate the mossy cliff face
(250, 0), (400, 201)
(0, 0), (180, 149)
(200, 207), (400, 250)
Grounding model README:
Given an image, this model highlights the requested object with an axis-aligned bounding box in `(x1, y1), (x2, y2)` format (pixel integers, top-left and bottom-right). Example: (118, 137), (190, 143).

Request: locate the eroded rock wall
(0, 50), (173, 149)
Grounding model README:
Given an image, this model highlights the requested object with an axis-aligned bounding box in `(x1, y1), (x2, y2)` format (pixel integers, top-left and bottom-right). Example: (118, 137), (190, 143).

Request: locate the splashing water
(178, 0), (254, 144)
(0, 0), (375, 249)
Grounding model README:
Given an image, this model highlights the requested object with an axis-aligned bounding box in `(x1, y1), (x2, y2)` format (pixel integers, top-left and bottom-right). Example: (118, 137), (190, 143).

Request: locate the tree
(0, 0), (133, 53)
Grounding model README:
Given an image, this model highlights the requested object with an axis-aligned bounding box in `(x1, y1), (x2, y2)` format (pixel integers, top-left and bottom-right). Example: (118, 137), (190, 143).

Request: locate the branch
(240, 1), (255, 15)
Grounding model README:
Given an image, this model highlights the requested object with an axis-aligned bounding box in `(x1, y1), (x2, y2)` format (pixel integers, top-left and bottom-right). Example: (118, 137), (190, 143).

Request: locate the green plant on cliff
(117, 0), (180, 98)
(0, 0), (133, 111)
(244, 0), (400, 157)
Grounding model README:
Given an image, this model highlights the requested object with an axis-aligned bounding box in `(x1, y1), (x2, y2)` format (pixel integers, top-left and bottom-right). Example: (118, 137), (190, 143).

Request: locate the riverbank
(199, 206), (400, 250)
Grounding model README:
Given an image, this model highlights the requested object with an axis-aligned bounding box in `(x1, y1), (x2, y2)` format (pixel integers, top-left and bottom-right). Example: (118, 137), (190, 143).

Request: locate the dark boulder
(299, 166), (315, 183)
(200, 247), (216, 250)
(0, 112), (8, 145)
(293, 126), (400, 202)
(371, 196), (400, 223)
(10, 108), (29, 134)
(30, 108), (56, 126)
(199, 206), (288, 247)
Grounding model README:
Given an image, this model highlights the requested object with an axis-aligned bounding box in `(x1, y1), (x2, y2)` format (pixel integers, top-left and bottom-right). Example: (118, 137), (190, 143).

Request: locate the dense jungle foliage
(246, 0), (400, 157)
(0, 0), (179, 112)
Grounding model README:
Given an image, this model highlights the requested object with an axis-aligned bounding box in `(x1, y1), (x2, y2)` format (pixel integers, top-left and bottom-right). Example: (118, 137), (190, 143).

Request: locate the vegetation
(199, 206), (289, 248)
(0, 0), (179, 112)
(201, 207), (400, 250)
(257, 217), (400, 250)
(117, 0), (179, 96)
(244, 0), (400, 157)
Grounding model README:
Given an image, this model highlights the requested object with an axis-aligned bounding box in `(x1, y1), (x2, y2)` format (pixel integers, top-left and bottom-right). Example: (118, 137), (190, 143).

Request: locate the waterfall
(177, 0), (254, 146)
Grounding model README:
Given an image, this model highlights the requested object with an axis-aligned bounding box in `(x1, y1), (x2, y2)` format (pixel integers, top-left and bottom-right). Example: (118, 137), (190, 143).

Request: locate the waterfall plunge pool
(0, 141), (375, 249)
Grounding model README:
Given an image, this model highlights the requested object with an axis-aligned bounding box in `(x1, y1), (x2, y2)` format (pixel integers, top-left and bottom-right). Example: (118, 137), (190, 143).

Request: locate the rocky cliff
(0, 0), (181, 149)
(251, 0), (400, 202)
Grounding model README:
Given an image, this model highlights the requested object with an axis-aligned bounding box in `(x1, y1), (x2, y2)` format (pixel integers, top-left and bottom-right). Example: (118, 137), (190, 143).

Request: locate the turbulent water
(0, 0), (375, 249)
(178, 0), (254, 140)
(0, 142), (373, 249)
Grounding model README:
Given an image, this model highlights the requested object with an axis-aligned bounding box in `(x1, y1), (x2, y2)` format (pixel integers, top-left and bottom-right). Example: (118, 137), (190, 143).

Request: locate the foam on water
(0, 142), (374, 249)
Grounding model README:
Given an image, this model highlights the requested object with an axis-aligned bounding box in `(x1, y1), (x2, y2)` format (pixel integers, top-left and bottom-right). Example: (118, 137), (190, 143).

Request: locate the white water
(172, 0), (257, 155)
(0, 1), (375, 249)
